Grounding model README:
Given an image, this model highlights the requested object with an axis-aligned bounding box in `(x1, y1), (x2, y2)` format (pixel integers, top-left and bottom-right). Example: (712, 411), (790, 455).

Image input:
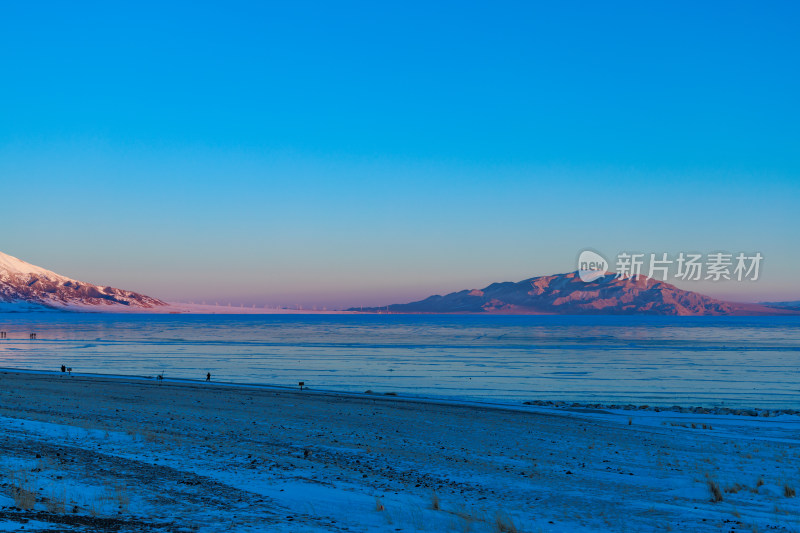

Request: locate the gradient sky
(1, 1), (798, 307)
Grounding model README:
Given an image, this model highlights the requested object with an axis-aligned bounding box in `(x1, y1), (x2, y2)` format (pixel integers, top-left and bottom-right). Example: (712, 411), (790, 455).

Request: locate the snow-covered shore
(0, 371), (797, 532)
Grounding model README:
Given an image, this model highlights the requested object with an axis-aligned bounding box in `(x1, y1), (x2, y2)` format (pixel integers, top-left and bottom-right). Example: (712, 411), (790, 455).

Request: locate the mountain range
(1, 250), (796, 315)
(0, 251), (165, 311)
(353, 272), (793, 316)
(759, 300), (800, 311)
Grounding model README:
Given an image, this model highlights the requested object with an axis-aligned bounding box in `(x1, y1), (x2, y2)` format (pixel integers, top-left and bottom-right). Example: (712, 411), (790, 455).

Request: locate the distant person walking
(206, 372), (211, 382)
(61, 365), (66, 373)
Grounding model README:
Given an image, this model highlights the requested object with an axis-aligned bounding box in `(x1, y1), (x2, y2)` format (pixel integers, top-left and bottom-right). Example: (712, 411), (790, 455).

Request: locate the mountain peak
(0, 250), (67, 281)
(354, 271), (791, 316)
(0, 250), (166, 311)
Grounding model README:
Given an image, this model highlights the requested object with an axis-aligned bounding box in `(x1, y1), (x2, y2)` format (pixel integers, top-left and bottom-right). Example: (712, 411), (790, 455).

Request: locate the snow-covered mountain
(0, 250), (166, 311)
(354, 271), (793, 316)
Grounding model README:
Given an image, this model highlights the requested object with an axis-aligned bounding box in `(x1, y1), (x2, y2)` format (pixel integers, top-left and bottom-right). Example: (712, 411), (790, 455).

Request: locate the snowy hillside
(0, 250), (166, 311)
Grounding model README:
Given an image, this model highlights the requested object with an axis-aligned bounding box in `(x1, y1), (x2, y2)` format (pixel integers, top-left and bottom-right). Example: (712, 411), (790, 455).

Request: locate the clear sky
(1, 1), (798, 307)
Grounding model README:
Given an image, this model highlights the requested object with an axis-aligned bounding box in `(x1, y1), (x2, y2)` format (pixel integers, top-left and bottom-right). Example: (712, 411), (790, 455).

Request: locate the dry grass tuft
(784, 484), (796, 498)
(12, 485), (36, 509)
(725, 483), (744, 494)
(494, 512), (518, 533)
(7, 469), (37, 510)
(108, 481), (131, 512)
(430, 492), (440, 511)
(708, 480), (723, 502)
(44, 487), (67, 514)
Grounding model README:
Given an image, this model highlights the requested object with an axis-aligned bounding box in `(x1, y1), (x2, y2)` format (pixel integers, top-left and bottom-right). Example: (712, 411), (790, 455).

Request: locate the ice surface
(0, 314), (798, 408)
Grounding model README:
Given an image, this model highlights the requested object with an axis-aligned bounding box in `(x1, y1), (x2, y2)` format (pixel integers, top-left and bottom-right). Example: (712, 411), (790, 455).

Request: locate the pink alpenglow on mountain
(0, 251), (166, 311)
(356, 272), (793, 316)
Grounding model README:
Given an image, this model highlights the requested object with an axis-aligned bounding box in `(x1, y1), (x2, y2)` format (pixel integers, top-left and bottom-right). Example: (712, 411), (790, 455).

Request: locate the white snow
(0, 250), (70, 282)
(0, 372), (797, 532)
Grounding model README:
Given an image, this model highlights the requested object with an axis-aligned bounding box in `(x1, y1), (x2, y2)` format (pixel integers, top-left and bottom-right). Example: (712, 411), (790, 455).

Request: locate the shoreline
(1, 365), (797, 418)
(0, 370), (797, 531)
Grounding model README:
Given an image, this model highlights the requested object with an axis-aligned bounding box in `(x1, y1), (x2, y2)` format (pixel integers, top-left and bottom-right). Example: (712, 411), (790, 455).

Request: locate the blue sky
(1, 1), (798, 306)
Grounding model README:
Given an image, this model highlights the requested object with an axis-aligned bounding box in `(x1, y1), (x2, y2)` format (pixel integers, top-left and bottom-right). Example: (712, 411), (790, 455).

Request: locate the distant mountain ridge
(2, 249), (793, 316)
(761, 300), (800, 307)
(0, 251), (166, 311)
(761, 300), (800, 312)
(354, 272), (792, 316)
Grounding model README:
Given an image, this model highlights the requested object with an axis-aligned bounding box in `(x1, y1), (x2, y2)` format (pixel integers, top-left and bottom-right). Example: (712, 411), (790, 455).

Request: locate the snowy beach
(0, 371), (797, 532)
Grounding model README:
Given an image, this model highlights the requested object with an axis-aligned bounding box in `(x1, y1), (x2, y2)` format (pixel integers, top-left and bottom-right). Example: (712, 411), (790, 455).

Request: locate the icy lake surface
(0, 314), (798, 408)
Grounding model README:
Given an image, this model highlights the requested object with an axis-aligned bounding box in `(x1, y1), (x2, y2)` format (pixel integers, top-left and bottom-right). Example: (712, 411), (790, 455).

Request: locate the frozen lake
(0, 313), (798, 408)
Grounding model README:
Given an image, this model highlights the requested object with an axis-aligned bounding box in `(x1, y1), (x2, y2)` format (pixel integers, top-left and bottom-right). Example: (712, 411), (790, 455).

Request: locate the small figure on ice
(206, 372), (211, 382)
